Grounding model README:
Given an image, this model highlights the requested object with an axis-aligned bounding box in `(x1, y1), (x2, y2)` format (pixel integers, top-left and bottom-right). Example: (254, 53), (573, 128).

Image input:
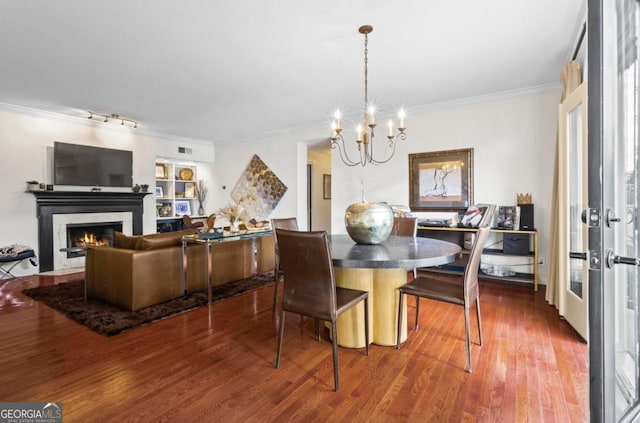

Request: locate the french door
(559, 81), (589, 341)
(589, 0), (640, 421)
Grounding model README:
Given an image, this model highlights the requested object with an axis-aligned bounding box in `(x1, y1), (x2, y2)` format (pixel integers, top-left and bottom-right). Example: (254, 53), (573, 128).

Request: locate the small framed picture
(184, 182), (195, 198)
(175, 200), (192, 216)
(155, 186), (164, 197)
(323, 174), (331, 199)
(155, 163), (167, 179)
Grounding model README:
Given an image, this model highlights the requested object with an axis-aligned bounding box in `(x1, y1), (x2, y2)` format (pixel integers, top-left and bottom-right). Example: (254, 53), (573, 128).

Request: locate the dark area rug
(22, 272), (275, 336)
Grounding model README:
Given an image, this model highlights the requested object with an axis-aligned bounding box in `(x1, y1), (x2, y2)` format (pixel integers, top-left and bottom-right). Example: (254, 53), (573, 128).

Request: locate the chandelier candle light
(330, 25), (406, 167)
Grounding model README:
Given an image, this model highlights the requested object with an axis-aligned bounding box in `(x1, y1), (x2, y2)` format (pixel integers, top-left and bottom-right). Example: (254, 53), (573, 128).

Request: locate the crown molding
(410, 82), (562, 116)
(0, 81), (562, 148)
(0, 101), (215, 147)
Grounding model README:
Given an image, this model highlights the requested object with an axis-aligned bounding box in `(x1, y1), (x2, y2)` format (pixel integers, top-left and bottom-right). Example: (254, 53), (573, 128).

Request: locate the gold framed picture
(155, 163), (167, 179)
(409, 148), (473, 211)
(184, 182), (195, 198)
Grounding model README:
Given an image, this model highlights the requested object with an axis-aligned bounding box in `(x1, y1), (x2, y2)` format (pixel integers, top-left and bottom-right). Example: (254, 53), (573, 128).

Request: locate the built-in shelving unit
(417, 226), (539, 291)
(155, 160), (201, 231)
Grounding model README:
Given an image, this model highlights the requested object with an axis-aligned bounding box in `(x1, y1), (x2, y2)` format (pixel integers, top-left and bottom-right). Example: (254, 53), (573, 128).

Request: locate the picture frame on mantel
(408, 148), (474, 211)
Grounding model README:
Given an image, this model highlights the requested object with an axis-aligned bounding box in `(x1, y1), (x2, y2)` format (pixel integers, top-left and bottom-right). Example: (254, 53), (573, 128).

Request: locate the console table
(418, 226), (539, 291)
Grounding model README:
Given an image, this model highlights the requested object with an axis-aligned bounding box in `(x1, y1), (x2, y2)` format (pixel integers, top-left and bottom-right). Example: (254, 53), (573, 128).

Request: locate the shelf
(155, 160), (199, 223)
(482, 248), (534, 257)
(418, 225), (537, 234)
(421, 267), (534, 285)
(418, 225), (539, 291)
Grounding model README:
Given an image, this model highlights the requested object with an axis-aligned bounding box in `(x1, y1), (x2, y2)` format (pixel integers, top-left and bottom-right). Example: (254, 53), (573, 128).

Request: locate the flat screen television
(54, 142), (133, 187)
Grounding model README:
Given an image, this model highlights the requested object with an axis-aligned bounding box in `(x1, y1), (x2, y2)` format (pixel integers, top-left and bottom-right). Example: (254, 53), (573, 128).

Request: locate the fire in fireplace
(66, 221), (123, 258)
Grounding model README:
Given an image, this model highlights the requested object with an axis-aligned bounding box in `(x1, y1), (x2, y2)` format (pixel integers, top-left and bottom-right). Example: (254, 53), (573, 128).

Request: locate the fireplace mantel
(32, 191), (150, 271)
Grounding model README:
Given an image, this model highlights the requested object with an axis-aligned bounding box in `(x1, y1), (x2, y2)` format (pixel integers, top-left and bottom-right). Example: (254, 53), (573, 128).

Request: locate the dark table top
(329, 234), (462, 270)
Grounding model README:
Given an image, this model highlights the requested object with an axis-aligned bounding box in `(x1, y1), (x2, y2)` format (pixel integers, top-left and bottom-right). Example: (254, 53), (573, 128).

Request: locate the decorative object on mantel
(344, 177), (393, 245)
(330, 25), (407, 167)
(195, 180), (208, 216)
(231, 155), (287, 220)
(140, 184), (149, 193)
(26, 181), (40, 191)
(216, 203), (246, 233)
(87, 111), (137, 128)
(132, 184), (141, 193)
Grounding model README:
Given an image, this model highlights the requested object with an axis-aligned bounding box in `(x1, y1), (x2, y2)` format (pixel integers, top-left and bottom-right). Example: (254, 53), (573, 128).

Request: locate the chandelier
(330, 25), (406, 167)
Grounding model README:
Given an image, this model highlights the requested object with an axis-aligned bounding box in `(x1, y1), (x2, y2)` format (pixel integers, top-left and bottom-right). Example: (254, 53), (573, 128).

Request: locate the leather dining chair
(390, 217), (419, 279)
(274, 229), (369, 392)
(270, 217), (299, 314)
(396, 209), (494, 373)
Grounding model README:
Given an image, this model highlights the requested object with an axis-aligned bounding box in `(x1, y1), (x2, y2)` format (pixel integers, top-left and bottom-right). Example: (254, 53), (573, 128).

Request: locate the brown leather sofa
(85, 230), (275, 311)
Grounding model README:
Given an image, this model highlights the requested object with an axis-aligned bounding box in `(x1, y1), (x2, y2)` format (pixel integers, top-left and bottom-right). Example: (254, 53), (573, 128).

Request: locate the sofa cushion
(114, 232), (141, 249)
(137, 229), (197, 250)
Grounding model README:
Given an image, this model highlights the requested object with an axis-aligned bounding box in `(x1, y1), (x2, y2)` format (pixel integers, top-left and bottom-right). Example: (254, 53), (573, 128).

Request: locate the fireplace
(32, 191), (148, 271)
(65, 221), (123, 258)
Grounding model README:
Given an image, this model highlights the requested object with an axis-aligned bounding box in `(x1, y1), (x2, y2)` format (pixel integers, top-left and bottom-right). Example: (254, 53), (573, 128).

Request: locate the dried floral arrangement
(215, 203), (245, 224)
(195, 180), (208, 203)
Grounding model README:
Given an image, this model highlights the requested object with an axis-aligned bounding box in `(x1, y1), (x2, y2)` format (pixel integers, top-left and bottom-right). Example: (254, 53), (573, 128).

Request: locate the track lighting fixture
(88, 111), (138, 129)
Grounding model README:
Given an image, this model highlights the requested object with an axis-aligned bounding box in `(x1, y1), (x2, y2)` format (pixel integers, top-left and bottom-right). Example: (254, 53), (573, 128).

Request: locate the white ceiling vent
(178, 146), (192, 155)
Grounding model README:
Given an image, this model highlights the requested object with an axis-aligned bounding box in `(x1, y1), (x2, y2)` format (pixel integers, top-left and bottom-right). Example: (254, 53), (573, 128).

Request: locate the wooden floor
(0, 273), (589, 422)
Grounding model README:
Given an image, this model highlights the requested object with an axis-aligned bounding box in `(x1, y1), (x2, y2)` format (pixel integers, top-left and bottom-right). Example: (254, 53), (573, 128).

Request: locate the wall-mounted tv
(54, 142), (133, 187)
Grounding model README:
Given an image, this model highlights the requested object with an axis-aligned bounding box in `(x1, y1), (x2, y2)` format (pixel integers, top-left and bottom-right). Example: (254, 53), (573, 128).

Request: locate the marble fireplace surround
(32, 191), (148, 272)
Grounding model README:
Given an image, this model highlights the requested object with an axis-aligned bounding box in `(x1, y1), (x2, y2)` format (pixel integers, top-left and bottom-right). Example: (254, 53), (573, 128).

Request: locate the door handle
(570, 252), (587, 260)
(605, 249), (640, 268)
(605, 209), (621, 227)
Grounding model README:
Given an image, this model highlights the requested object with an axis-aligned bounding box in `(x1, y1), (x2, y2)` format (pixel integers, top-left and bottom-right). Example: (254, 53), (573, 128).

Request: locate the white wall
(0, 106), (214, 276)
(1, 87), (560, 282)
(212, 134), (310, 229)
(330, 88), (561, 284)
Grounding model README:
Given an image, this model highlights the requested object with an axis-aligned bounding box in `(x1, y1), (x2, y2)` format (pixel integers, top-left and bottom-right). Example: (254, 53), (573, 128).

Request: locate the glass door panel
(559, 82), (589, 341)
(568, 102), (586, 300)
(612, 5), (640, 415)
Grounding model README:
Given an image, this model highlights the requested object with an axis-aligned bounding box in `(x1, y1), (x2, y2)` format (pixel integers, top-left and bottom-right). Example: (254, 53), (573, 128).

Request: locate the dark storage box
(503, 234), (529, 255)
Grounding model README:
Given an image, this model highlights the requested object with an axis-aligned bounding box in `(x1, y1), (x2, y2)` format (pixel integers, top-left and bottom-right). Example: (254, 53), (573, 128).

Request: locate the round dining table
(329, 234), (462, 348)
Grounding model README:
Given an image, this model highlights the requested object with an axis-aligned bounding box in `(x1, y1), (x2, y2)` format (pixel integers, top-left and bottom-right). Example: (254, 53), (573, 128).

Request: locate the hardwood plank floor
(0, 274), (588, 422)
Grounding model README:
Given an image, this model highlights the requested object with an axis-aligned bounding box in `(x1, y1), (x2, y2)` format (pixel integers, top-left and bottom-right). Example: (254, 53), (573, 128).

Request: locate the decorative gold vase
(344, 202), (393, 244)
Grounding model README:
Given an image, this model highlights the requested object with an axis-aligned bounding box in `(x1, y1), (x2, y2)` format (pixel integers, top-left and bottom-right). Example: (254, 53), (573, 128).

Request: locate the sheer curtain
(546, 61), (582, 308)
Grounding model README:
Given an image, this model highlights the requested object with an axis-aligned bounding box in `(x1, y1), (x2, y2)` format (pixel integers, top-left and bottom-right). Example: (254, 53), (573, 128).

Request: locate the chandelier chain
(364, 31), (368, 109)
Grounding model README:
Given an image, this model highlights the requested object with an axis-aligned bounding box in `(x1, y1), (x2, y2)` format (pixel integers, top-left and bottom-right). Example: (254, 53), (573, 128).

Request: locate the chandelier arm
(368, 131), (407, 165)
(331, 134), (365, 167)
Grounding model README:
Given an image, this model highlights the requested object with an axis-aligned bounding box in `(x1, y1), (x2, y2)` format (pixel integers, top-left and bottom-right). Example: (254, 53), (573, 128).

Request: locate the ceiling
(0, 1), (584, 146)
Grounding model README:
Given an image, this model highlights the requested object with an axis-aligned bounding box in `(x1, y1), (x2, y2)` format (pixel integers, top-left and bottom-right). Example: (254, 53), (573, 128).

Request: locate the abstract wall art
(231, 154), (288, 220)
